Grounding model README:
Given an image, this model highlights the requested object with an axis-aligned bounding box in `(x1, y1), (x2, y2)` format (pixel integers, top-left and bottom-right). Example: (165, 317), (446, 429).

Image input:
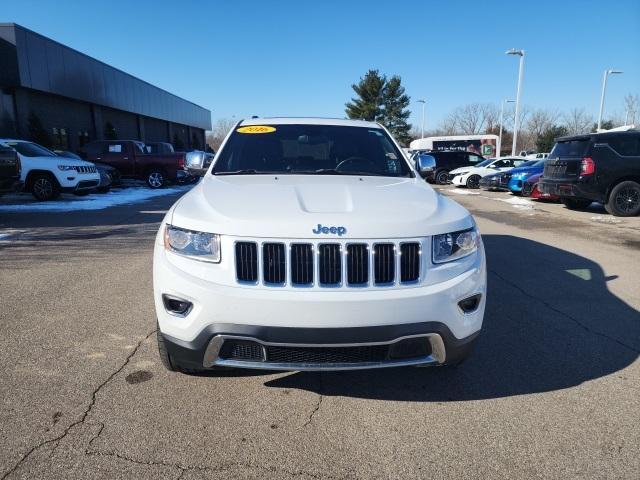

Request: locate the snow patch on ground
(0, 186), (191, 212)
(446, 188), (480, 195)
(490, 195), (535, 210)
(590, 215), (622, 224)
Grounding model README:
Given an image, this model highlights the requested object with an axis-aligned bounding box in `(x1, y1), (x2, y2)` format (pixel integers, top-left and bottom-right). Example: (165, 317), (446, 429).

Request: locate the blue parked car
(507, 160), (546, 194)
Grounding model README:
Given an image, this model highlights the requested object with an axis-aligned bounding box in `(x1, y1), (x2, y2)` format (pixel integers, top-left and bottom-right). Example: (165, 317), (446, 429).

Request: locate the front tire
(146, 169), (166, 189)
(31, 174), (60, 201)
(435, 170), (449, 185)
(466, 174), (481, 189)
(605, 181), (640, 217)
(561, 197), (592, 210)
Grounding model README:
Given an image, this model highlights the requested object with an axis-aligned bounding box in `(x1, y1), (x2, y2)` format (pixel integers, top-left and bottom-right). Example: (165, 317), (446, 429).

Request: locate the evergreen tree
(104, 121), (117, 140)
(27, 112), (52, 148)
(381, 76), (412, 145)
(345, 69), (386, 121)
(345, 70), (413, 145)
(536, 125), (568, 152)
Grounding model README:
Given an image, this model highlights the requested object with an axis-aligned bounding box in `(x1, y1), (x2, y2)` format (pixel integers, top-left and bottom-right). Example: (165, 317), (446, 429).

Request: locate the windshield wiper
(292, 169), (387, 177)
(214, 169), (279, 176)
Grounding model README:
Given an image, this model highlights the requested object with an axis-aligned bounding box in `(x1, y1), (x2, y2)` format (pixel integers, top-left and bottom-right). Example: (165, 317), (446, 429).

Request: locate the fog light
(162, 294), (193, 316)
(458, 294), (481, 314)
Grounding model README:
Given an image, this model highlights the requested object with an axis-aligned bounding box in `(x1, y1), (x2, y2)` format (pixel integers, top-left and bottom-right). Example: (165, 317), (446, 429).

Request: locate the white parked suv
(153, 118), (486, 373)
(0, 139), (100, 200)
(450, 157), (526, 189)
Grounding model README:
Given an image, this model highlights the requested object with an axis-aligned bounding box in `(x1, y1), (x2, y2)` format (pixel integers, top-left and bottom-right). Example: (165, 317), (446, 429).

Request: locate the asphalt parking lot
(1, 187), (638, 479)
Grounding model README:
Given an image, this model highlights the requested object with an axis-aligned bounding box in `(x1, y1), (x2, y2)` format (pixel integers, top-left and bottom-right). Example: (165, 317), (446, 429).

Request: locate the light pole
(498, 99), (515, 158)
(597, 69), (623, 130)
(506, 48), (525, 156)
(416, 99), (426, 138)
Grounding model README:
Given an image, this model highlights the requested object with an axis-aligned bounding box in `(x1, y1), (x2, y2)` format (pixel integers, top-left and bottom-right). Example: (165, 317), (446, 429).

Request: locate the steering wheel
(335, 156), (377, 172)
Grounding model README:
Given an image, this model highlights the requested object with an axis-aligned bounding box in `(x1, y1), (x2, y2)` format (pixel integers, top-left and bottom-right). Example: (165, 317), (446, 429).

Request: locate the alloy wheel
(148, 172), (164, 188)
(33, 178), (53, 198)
(615, 187), (640, 214)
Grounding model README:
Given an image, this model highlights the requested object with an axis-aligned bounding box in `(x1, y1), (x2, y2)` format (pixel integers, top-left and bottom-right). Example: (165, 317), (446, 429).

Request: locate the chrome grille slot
(290, 244), (313, 286)
(318, 244), (341, 286)
(374, 243), (395, 285)
(400, 243), (420, 282)
(347, 244), (369, 285)
(235, 242), (258, 283)
(262, 243), (286, 285)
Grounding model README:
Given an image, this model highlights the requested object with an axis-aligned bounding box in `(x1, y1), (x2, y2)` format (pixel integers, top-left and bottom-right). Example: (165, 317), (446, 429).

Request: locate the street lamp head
(608, 69), (623, 75)
(506, 48), (524, 56)
(416, 99), (426, 104)
(505, 99), (515, 103)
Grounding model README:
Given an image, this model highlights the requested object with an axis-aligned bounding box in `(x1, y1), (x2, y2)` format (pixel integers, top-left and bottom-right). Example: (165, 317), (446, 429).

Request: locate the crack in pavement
(0, 329), (156, 480)
(85, 437), (340, 479)
(490, 268), (639, 354)
(303, 373), (324, 428)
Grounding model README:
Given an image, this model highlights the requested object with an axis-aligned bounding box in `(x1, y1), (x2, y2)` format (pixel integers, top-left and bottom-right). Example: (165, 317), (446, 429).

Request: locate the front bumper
(154, 240), (486, 370)
(161, 322), (480, 371)
(451, 175), (466, 186)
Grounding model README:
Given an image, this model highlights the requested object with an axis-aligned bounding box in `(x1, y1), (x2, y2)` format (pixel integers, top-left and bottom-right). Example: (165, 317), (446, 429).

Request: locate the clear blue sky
(4, 0), (639, 130)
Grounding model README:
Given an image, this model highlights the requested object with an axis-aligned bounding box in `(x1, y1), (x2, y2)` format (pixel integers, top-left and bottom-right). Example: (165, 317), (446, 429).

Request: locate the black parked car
(55, 150), (121, 193)
(0, 145), (23, 195)
(416, 150), (486, 184)
(539, 130), (640, 216)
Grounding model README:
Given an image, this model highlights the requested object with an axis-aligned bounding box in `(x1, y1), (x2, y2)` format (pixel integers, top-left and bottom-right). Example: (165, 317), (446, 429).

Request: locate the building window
(78, 131), (90, 147)
(52, 128), (69, 150)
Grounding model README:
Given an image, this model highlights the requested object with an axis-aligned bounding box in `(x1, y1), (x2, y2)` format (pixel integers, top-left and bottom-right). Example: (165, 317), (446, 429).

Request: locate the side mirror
(416, 154), (436, 177)
(185, 150), (208, 176)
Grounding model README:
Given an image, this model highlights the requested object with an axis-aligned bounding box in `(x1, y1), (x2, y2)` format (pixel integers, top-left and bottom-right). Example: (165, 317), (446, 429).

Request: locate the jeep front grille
(290, 244), (313, 285)
(235, 240), (421, 288)
(346, 244), (369, 285)
(318, 244), (341, 285)
(235, 242), (258, 283)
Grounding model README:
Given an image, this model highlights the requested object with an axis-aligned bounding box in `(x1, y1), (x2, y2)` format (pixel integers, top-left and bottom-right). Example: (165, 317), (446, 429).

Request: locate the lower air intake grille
(400, 243), (420, 282)
(374, 243), (395, 284)
(319, 244), (341, 285)
(265, 345), (389, 364)
(290, 244), (313, 285)
(263, 243), (286, 284)
(219, 340), (264, 361)
(235, 242), (258, 282)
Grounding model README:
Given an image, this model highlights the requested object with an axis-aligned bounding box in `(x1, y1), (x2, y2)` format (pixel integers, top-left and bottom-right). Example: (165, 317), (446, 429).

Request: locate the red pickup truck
(79, 140), (190, 188)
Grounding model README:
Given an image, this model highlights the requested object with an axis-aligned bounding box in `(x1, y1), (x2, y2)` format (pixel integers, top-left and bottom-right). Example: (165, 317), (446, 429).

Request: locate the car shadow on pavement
(264, 235), (639, 401)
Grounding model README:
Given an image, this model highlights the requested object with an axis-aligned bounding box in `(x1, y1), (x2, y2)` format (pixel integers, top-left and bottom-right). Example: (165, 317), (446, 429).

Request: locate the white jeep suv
(153, 118), (486, 372)
(0, 139), (100, 200)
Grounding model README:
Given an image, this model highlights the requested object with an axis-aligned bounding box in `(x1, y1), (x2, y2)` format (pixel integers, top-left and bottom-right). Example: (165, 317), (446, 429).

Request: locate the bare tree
(563, 108), (594, 135)
(206, 118), (237, 152)
(623, 93), (639, 125)
(440, 103), (500, 135)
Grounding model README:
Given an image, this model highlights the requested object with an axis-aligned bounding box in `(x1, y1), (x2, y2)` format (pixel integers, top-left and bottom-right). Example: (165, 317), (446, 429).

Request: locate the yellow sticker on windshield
(236, 125), (276, 134)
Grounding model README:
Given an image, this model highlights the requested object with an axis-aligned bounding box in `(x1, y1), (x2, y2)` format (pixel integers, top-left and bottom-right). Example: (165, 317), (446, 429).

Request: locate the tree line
(206, 69), (638, 154)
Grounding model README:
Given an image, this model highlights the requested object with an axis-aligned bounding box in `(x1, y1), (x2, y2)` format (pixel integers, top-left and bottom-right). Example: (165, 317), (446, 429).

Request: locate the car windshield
(212, 124), (413, 177)
(475, 158), (494, 167)
(5, 141), (56, 157)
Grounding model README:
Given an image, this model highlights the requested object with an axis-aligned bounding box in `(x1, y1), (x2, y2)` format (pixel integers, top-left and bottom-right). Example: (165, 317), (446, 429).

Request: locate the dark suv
(0, 145), (23, 195)
(539, 130), (640, 216)
(414, 150), (486, 184)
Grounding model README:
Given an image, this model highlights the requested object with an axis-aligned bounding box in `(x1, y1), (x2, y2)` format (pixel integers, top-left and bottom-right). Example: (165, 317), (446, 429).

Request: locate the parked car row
(419, 128), (640, 217)
(0, 138), (201, 201)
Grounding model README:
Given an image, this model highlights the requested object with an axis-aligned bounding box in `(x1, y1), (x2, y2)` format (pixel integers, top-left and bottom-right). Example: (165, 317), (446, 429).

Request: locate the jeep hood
(171, 175), (473, 238)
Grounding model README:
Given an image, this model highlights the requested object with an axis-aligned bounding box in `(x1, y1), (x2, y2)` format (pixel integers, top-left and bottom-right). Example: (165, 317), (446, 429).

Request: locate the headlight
(432, 227), (479, 264)
(164, 225), (221, 263)
(57, 165), (76, 171)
